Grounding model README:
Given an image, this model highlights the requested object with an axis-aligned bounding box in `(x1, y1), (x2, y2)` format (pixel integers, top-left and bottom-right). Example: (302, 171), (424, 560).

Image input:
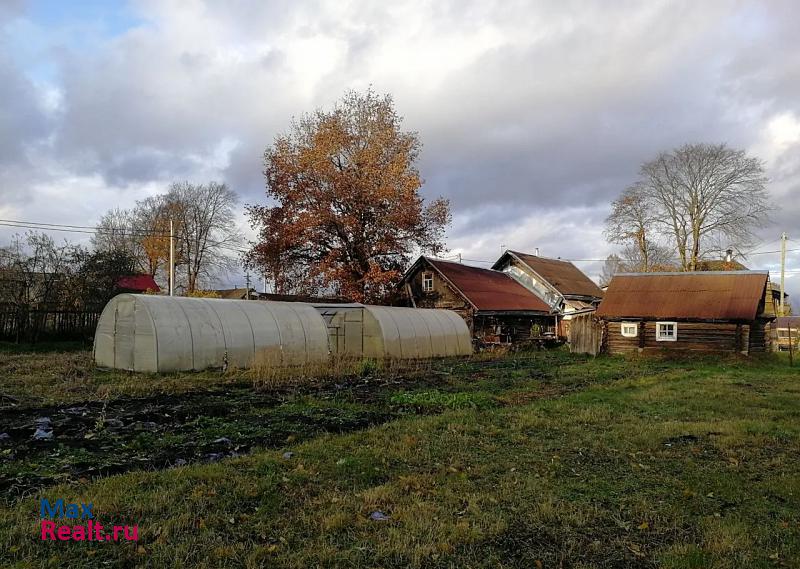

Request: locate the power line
(2, 216), (797, 266)
(0, 219), (172, 238)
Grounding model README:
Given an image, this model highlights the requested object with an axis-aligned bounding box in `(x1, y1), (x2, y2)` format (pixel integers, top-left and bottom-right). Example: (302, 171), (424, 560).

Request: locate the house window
(422, 272), (434, 292)
(656, 321), (677, 342)
(621, 322), (638, 338)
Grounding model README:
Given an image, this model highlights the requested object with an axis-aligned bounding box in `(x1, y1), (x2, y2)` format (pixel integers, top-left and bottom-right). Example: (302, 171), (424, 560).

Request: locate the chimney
(725, 249), (733, 263)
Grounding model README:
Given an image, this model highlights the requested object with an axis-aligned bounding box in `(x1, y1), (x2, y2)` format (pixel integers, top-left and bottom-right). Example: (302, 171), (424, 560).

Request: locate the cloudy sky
(1, 0), (798, 303)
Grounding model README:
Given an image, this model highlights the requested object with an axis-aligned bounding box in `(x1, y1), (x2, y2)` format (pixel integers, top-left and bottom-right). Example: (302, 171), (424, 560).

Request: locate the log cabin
(399, 257), (555, 344)
(492, 250), (604, 337)
(596, 271), (775, 355)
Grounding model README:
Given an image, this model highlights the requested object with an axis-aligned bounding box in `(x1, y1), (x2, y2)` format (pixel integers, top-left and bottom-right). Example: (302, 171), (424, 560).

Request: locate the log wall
(605, 320), (754, 355)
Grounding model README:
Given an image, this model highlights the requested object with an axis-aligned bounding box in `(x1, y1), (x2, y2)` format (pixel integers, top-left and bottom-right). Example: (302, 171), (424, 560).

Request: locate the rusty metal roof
(774, 316), (800, 329)
(596, 271), (769, 321)
(495, 251), (604, 299)
(426, 258), (552, 313)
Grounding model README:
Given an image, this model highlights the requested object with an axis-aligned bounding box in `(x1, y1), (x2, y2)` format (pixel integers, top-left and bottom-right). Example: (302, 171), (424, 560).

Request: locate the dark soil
(0, 373), (451, 500)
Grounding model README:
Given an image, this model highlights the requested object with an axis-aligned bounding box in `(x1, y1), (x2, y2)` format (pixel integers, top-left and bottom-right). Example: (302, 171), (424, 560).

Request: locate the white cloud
(0, 0), (798, 300)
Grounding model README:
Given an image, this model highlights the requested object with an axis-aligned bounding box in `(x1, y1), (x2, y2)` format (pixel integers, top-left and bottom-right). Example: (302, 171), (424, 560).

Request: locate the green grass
(0, 348), (798, 567)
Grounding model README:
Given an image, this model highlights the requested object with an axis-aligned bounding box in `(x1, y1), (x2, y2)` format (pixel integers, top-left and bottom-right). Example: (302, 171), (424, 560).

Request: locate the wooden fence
(0, 308), (102, 342)
(569, 313), (603, 355)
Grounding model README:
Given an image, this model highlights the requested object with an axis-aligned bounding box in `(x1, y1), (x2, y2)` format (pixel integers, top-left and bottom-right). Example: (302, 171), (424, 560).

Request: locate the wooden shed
(595, 271), (775, 355)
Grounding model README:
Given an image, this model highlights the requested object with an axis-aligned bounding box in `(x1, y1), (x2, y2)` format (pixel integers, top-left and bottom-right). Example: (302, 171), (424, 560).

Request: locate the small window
(621, 322), (638, 338)
(422, 272), (434, 292)
(656, 321), (677, 342)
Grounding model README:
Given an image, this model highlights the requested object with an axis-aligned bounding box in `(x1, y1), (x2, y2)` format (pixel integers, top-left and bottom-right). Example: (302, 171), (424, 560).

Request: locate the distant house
(596, 271), (775, 355)
(400, 257), (554, 344)
(116, 275), (160, 294)
(492, 250), (604, 337)
(213, 287), (257, 300)
(772, 316), (800, 353)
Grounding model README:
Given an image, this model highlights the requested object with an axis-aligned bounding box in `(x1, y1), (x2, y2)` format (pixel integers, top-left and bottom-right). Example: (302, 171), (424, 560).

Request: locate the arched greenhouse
(94, 294), (330, 372)
(315, 304), (473, 359)
(94, 295), (473, 373)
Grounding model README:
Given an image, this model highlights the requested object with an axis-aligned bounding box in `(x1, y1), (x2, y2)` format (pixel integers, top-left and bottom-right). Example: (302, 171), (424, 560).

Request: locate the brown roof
(696, 259), (748, 271)
(214, 288), (254, 300)
(774, 316), (800, 328)
(496, 251), (604, 299)
(596, 271), (769, 321)
(425, 258), (551, 313)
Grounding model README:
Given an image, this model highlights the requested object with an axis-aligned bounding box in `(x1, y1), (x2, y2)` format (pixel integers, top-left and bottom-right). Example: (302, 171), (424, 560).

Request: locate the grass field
(1, 343), (799, 568)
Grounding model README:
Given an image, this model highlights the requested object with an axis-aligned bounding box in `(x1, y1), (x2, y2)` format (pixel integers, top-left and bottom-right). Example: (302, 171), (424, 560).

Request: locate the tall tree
(166, 181), (242, 293)
(95, 183), (241, 293)
(604, 184), (672, 272)
(635, 143), (770, 271)
(246, 89), (451, 303)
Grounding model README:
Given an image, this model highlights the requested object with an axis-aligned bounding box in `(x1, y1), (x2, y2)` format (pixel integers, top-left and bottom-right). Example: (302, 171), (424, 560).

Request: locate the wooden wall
(569, 314), (602, 355)
(605, 320), (756, 355)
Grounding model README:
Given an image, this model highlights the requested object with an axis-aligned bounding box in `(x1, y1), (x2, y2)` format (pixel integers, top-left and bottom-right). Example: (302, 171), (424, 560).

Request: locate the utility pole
(457, 253), (462, 263)
(780, 232), (787, 316)
(169, 219), (174, 297)
(245, 271), (251, 299)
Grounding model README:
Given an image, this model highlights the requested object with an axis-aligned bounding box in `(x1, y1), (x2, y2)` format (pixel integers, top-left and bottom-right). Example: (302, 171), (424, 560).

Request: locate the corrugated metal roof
(596, 271), (769, 321)
(497, 251), (604, 299)
(426, 258), (551, 313)
(774, 316), (800, 328)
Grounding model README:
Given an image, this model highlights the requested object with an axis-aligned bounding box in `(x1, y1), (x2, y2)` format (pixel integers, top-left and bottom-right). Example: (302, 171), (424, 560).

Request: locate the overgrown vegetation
(1, 345), (798, 567)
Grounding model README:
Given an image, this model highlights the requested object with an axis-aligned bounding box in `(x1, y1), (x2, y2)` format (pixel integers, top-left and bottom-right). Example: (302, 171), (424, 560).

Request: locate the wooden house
(595, 271), (775, 355)
(492, 250), (604, 337)
(400, 257), (554, 344)
(772, 316), (800, 353)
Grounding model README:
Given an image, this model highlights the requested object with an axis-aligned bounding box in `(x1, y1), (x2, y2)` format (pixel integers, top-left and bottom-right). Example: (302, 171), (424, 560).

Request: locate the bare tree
(166, 181), (243, 292)
(0, 232), (78, 342)
(94, 182), (243, 293)
(636, 143), (770, 271)
(604, 184), (672, 272)
(94, 201), (171, 279)
(599, 254), (624, 287)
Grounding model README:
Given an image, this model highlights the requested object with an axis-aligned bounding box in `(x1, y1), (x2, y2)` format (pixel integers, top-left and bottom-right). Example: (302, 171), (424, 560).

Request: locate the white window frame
(621, 321), (638, 338)
(421, 272), (434, 292)
(656, 321), (678, 342)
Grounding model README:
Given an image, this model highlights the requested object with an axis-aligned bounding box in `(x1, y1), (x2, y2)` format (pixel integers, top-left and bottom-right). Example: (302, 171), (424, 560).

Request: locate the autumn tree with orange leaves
(246, 90), (451, 303)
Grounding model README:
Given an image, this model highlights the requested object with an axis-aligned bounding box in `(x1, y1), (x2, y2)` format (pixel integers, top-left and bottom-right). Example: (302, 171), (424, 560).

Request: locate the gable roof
(417, 258), (551, 313)
(116, 275), (160, 293)
(493, 251), (604, 299)
(595, 271), (769, 321)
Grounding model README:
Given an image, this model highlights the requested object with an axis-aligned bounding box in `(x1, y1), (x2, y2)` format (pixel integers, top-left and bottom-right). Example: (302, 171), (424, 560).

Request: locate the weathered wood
(604, 320), (753, 354)
(569, 314), (602, 355)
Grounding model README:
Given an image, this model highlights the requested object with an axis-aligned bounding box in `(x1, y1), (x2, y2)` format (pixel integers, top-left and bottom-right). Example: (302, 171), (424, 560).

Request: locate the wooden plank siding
(604, 321), (765, 355)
